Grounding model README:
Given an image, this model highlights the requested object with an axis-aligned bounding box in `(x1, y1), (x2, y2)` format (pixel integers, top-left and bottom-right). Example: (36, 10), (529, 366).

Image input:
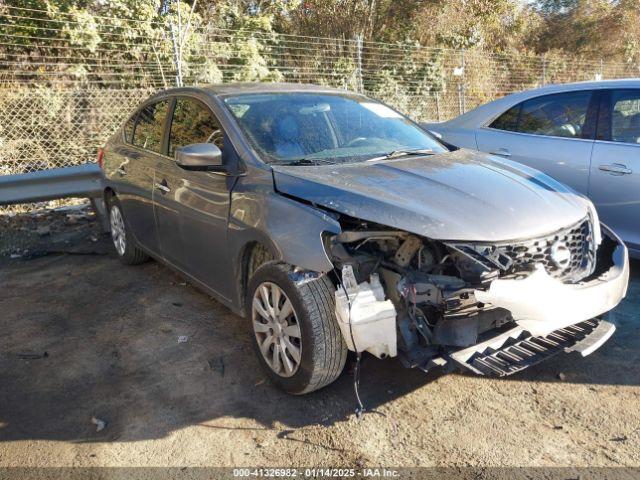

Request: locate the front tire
(247, 263), (347, 395)
(107, 196), (149, 265)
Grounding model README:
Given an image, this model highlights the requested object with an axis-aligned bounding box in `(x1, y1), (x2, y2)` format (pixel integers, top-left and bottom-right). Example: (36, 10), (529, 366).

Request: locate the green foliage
(62, 7), (100, 52)
(1, 0), (639, 89)
(287, 0), (371, 39)
(530, 0), (640, 64)
(186, 0), (302, 84)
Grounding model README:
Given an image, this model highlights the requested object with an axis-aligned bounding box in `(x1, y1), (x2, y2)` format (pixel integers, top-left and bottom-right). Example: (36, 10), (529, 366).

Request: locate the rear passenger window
(169, 98), (223, 157)
(611, 90), (640, 144)
(489, 105), (520, 131)
(133, 100), (169, 153)
(517, 91), (591, 139)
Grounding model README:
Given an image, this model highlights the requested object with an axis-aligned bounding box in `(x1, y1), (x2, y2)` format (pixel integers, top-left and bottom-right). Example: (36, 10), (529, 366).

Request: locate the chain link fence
(0, 87), (155, 176)
(1, 6), (639, 212)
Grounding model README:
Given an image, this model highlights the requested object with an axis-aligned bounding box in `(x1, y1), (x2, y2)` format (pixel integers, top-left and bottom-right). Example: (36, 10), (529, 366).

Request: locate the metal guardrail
(0, 163), (104, 206)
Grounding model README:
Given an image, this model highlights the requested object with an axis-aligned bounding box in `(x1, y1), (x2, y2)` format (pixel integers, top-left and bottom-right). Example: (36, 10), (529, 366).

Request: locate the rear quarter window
(489, 105), (520, 131)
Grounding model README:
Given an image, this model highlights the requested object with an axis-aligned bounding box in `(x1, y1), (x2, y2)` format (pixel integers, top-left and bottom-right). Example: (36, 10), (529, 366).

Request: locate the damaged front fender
(229, 168), (342, 276)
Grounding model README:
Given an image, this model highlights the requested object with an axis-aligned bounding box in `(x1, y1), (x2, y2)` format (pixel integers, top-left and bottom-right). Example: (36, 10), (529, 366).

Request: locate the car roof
(445, 78), (640, 128)
(202, 82), (351, 96)
(146, 82), (353, 100)
(140, 83), (362, 108)
(530, 78), (640, 92)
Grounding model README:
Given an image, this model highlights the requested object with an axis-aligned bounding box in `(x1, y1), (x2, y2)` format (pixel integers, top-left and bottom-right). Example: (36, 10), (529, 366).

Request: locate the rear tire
(107, 196), (149, 265)
(247, 263), (347, 395)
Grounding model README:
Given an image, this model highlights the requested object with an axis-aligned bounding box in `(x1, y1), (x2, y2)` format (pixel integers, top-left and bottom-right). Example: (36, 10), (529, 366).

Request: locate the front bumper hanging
(447, 317), (615, 377)
(445, 224), (628, 377)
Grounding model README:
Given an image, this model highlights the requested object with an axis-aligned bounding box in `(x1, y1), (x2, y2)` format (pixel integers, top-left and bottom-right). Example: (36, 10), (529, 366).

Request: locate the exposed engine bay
(329, 216), (513, 369)
(326, 214), (628, 375)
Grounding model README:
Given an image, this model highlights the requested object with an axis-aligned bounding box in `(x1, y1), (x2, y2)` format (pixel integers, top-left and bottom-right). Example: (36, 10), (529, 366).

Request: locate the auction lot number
(234, 469), (399, 477)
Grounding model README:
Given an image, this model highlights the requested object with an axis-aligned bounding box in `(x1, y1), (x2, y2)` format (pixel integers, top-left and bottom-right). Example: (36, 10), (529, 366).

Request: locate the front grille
(449, 217), (597, 283)
(498, 218), (596, 282)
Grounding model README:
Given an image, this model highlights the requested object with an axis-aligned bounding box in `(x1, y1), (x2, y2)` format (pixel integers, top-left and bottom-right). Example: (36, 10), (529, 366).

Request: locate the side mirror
(175, 143), (224, 171)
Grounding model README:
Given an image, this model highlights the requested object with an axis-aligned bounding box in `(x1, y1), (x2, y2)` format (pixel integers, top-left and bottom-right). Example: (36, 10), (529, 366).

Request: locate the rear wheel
(107, 196), (149, 265)
(247, 263), (347, 394)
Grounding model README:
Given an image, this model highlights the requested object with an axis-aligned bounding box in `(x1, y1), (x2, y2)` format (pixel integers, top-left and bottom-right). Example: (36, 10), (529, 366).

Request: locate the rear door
(114, 100), (170, 254)
(476, 91), (596, 194)
(153, 95), (236, 300)
(588, 89), (640, 251)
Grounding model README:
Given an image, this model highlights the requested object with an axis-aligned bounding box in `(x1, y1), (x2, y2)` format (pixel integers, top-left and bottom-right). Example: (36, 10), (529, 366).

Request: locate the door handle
(116, 167), (127, 176)
(598, 163), (632, 175)
(154, 180), (171, 193)
(490, 148), (511, 158)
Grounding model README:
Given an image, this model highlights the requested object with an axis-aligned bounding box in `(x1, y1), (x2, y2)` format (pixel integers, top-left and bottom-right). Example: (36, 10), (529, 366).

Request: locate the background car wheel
(247, 262), (347, 395)
(107, 196), (149, 265)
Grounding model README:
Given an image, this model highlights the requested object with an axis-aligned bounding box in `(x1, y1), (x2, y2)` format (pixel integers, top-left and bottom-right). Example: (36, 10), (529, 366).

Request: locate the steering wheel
(345, 137), (369, 147)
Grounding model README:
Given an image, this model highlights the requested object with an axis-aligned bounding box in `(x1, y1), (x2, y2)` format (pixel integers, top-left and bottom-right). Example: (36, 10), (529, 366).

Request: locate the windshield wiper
(271, 156), (336, 166)
(272, 148), (435, 166)
(366, 148), (435, 162)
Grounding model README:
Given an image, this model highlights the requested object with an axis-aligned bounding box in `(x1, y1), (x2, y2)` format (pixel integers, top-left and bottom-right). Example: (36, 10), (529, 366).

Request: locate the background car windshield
(224, 93), (447, 164)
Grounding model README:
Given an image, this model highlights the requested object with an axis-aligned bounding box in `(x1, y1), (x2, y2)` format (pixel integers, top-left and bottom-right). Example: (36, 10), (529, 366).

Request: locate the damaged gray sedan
(100, 83), (629, 394)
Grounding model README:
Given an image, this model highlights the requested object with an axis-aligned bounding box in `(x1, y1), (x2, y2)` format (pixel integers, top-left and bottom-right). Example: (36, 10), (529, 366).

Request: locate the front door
(476, 90), (596, 195)
(153, 95), (235, 300)
(588, 89), (640, 252)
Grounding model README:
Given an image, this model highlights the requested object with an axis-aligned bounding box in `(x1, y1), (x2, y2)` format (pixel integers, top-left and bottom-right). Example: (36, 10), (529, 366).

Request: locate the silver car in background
(424, 79), (640, 258)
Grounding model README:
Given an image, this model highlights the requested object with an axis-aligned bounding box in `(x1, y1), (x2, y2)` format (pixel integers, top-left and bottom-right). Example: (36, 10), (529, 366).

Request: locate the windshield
(223, 92), (447, 165)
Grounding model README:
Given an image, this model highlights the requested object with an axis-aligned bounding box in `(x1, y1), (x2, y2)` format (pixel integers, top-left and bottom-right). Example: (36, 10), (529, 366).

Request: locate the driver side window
(169, 97), (224, 157)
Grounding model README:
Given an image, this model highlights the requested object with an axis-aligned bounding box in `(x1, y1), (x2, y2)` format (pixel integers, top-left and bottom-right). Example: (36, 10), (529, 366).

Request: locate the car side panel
(588, 140), (640, 253)
(226, 166), (341, 311)
(104, 137), (160, 254)
(475, 128), (594, 195)
(154, 160), (236, 301)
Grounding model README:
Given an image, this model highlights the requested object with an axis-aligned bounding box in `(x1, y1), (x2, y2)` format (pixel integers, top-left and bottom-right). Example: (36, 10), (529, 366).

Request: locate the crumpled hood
(272, 149), (590, 242)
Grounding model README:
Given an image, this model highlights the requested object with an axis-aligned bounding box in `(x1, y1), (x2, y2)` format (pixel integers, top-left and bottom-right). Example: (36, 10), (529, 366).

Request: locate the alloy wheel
(252, 282), (302, 377)
(109, 205), (126, 257)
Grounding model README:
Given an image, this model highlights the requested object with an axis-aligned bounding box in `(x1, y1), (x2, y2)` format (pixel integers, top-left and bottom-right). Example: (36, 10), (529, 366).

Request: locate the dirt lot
(0, 205), (639, 468)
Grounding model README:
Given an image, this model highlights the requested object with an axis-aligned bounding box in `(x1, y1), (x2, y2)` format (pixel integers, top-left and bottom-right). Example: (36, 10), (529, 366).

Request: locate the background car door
(153, 96), (236, 300)
(476, 91), (596, 194)
(114, 100), (170, 255)
(588, 89), (640, 253)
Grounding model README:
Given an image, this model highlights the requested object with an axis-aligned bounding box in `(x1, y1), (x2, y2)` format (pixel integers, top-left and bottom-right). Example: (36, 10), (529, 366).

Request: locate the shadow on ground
(0, 239), (638, 443)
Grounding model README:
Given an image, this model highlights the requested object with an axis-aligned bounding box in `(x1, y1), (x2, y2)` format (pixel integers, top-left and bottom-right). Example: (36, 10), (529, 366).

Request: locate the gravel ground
(0, 207), (638, 468)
